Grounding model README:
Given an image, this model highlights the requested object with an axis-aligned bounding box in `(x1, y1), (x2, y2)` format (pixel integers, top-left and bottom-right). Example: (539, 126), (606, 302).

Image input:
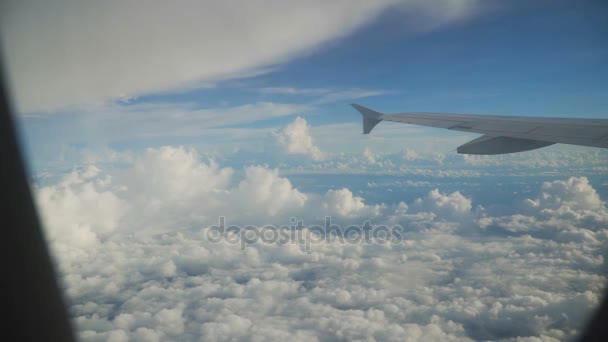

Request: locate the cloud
(36, 146), (388, 243)
(32, 147), (607, 341)
(461, 147), (608, 169)
(323, 188), (381, 218)
(478, 177), (608, 244)
(363, 147), (377, 164)
(266, 133), (608, 177)
(412, 189), (472, 218)
(35, 165), (126, 248)
(314, 89), (389, 105)
(118, 146), (234, 200)
(537, 176), (603, 211)
(1, 0), (482, 113)
(403, 148), (420, 161)
(33, 101), (309, 138)
(257, 87), (388, 104)
(258, 87), (331, 95)
(232, 166), (308, 218)
(276, 117), (324, 161)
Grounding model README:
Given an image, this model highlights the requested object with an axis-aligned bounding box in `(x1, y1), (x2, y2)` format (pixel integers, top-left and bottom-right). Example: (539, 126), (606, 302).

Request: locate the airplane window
(1, 1), (607, 341)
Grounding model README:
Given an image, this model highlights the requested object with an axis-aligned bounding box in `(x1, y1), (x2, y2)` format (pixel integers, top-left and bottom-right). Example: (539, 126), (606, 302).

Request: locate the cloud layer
(33, 146), (608, 341)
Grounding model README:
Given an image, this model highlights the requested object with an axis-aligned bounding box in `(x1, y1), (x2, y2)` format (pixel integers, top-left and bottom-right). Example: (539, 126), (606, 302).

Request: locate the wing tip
(351, 104), (383, 134)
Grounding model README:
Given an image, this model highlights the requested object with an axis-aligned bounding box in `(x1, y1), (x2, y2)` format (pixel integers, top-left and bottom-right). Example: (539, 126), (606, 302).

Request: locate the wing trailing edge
(457, 135), (555, 155)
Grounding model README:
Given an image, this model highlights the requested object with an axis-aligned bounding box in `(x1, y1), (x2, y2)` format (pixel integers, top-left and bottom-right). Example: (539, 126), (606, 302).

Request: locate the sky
(1, 1), (608, 341)
(2, 0), (607, 171)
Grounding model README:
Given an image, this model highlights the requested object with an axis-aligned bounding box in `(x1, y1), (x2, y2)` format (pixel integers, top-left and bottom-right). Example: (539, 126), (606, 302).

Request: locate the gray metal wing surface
(352, 104), (608, 155)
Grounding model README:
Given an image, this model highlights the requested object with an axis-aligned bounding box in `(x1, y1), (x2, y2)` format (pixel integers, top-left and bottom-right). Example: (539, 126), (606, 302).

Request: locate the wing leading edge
(352, 104), (608, 155)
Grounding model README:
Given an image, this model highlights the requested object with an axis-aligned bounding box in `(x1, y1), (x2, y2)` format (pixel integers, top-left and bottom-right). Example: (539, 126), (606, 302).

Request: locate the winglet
(352, 104), (384, 134)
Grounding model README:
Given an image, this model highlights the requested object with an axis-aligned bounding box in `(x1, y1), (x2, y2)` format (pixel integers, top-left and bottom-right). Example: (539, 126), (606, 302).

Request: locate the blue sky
(238, 0), (608, 122)
(6, 0), (607, 172)
(127, 0), (607, 120)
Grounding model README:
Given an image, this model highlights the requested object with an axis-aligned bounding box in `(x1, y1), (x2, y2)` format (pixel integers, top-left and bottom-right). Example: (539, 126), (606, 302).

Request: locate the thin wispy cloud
(257, 86), (391, 104)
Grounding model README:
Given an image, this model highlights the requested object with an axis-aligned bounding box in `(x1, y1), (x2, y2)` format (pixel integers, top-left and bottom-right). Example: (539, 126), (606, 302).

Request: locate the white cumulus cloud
(323, 188), (381, 218)
(276, 116), (324, 161)
(363, 147), (377, 164)
(413, 189), (472, 217)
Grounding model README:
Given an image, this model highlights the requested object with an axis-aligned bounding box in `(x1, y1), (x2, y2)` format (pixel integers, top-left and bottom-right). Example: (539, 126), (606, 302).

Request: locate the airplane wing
(352, 104), (608, 155)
